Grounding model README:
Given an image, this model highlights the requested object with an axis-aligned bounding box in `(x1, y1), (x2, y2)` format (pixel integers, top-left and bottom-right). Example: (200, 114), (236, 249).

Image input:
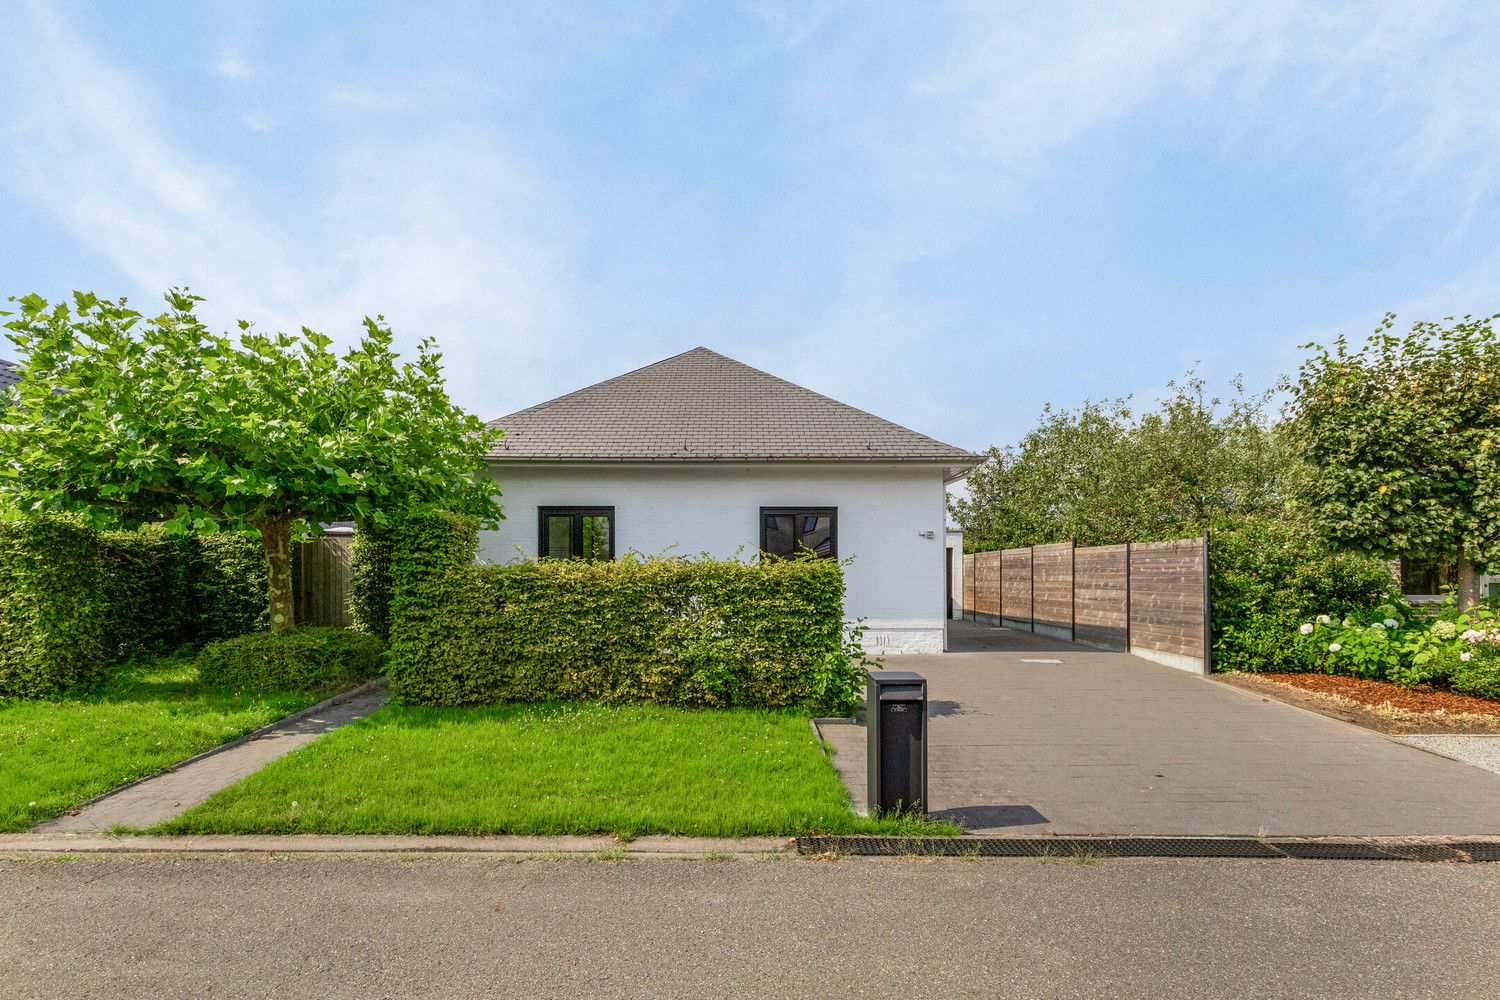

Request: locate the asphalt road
(3, 855), (1497, 999)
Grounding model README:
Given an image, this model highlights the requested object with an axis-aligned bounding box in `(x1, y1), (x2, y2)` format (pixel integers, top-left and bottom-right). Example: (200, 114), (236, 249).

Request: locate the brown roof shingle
(486, 347), (978, 467)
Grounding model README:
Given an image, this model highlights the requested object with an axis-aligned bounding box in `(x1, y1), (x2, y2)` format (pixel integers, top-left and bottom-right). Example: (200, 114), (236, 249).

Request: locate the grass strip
(159, 701), (958, 837)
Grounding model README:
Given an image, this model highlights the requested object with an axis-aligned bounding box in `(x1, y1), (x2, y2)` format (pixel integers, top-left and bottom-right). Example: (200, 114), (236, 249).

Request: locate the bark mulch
(1217, 672), (1500, 735)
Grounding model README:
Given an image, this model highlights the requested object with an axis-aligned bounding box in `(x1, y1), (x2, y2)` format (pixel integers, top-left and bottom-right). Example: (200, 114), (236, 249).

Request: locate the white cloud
(0, 1), (577, 418)
(215, 48), (260, 82)
(766, 0), (1500, 435)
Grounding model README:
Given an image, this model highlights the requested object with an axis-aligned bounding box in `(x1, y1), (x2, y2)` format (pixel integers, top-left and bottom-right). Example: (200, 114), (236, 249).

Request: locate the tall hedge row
(0, 515), (267, 699)
(382, 511), (863, 713)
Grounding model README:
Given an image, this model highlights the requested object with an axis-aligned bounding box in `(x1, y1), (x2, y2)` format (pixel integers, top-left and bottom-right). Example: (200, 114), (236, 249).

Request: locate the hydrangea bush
(1294, 600), (1500, 699)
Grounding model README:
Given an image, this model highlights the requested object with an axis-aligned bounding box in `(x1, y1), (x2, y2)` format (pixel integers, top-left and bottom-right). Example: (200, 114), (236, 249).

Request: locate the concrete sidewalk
(819, 621), (1500, 836)
(39, 681), (387, 833)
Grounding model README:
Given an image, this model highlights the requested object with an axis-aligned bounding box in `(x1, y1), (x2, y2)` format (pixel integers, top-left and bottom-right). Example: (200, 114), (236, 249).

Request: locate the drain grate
(1275, 842), (1402, 861)
(794, 836), (1500, 862)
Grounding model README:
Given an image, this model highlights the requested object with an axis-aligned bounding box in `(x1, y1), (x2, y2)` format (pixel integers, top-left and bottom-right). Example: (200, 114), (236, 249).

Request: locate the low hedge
(383, 511), (865, 714)
(196, 627), (385, 696)
(0, 514), (268, 700)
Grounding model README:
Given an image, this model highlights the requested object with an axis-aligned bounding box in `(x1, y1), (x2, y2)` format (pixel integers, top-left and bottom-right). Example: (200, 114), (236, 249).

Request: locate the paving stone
(817, 620), (1500, 836)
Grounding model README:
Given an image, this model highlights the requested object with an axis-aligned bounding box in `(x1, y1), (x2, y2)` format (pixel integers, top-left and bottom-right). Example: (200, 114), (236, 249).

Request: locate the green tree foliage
(0, 290), (502, 631)
(952, 375), (1293, 550)
(1290, 313), (1500, 606)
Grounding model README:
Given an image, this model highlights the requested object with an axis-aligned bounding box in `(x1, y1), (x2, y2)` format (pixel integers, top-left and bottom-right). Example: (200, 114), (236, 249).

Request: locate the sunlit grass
(159, 702), (958, 837)
(0, 655), (316, 831)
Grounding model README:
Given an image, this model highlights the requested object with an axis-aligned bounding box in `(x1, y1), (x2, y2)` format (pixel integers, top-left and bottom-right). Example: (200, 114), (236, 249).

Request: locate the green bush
(383, 512), (865, 714)
(0, 514), (270, 700)
(196, 627), (385, 696)
(349, 520), (393, 642)
(191, 533), (269, 640)
(1209, 516), (1399, 673)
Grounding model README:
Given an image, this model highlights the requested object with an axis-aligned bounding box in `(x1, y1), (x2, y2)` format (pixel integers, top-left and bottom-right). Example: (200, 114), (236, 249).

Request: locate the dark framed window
(760, 507), (837, 559)
(538, 506), (615, 560)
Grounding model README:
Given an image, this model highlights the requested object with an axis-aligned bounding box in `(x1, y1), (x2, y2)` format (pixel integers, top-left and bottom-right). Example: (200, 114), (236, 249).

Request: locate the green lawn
(0, 656), (317, 831)
(158, 702), (956, 837)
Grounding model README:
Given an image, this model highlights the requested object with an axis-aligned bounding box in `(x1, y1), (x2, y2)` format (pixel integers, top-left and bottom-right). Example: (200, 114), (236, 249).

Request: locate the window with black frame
(538, 506), (614, 560)
(760, 507), (836, 559)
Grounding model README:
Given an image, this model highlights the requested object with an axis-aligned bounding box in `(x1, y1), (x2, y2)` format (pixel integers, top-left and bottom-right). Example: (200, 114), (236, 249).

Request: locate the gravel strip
(1397, 735), (1500, 775)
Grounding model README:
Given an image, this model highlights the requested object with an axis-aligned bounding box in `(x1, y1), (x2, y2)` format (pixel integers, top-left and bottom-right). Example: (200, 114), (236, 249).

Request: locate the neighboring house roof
(486, 347), (979, 474)
(0, 359), (19, 391)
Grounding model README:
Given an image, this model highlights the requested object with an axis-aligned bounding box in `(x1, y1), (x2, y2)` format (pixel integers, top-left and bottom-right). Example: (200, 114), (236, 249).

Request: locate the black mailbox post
(866, 670), (927, 815)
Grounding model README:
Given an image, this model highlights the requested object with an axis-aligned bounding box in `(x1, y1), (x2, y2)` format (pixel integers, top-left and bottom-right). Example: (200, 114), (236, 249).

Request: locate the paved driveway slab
(818, 621), (1500, 836)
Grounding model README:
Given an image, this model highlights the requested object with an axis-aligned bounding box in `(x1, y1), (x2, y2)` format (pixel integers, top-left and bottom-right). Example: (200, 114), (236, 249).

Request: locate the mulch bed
(1218, 672), (1500, 735)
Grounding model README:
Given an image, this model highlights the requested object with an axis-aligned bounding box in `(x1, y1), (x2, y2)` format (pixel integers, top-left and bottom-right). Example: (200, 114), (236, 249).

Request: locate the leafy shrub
(0, 514), (269, 700)
(196, 627), (385, 695)
(1209, 516), (1399, 673)
(190, 533), (269, 640)
(349, 520), (393, 641)
(384, 512), (867, 714)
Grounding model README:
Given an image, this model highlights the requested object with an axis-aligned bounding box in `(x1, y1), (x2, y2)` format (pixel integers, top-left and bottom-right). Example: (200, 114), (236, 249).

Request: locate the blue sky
(3, 2), (1499, 451)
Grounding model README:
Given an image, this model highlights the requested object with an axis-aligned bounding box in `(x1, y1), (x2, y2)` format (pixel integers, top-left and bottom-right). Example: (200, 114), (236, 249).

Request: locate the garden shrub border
(0, 514), (268, 699)
(382, 511), (867, 715)
(195, 626), (386, 696)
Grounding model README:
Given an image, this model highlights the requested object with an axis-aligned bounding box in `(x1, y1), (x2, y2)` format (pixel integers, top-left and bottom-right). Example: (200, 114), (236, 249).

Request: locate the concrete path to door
(817, 620), (1500, 836)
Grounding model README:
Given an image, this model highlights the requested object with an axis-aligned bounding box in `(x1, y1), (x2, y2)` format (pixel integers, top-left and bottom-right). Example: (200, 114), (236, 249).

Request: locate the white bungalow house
(478, 348), (979, 653)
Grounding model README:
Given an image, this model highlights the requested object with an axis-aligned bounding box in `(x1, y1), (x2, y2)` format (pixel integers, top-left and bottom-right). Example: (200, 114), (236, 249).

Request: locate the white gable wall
(478, 461), (950, 653)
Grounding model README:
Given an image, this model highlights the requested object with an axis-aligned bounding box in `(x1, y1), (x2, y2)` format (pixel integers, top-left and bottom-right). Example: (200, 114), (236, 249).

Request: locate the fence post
(1028, 544), (1036, 633)
(1070, 539), (1077, 642)
(1202, 533), (1212, 673)
(1124, 540), (1132, 653)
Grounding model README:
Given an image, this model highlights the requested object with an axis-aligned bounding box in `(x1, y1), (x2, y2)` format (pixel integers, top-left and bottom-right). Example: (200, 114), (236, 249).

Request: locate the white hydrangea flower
(1316, 614), (1332, 625)
(1461, 651), (1473, 662)
(1299, 623), (1315, 635)
(1432, 620), (1457, 640)
(1370, 621), (1386, 630)
(1328, 643), (1342, 653)
(1383, 619), (1399, 629)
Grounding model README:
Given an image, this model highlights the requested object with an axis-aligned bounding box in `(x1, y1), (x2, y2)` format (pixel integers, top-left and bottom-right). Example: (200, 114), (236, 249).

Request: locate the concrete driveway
(818, 620), (1500, 836)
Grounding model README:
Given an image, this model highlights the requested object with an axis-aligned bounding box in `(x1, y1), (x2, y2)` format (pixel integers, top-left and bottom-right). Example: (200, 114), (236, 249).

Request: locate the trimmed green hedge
(196, 627), (385, 696)
(349, 520), (394, 642)
(384, 511), (865, 714)
(0, 515), (268, 700)
(1209, 516), (1400, 673)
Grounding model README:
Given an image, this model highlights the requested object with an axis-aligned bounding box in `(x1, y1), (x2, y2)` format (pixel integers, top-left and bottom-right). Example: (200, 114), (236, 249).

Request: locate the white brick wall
(477, 461), (950, 652)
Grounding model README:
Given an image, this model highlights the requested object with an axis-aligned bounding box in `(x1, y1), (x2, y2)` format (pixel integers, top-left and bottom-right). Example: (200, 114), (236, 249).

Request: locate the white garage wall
(478, 461), (951, 653)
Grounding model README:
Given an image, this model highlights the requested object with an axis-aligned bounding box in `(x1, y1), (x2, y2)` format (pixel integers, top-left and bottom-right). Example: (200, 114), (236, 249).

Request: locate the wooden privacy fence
(293, 533), (353, 628)
(962, 537), (1211, 673)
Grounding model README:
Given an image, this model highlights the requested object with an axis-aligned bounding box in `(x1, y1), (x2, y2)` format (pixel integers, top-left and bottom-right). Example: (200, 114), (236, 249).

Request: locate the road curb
(0, 833), (796, 859)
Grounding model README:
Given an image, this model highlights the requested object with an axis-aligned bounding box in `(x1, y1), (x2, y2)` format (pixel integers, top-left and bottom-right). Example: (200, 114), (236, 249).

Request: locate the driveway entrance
(818, 620), (1500, 835)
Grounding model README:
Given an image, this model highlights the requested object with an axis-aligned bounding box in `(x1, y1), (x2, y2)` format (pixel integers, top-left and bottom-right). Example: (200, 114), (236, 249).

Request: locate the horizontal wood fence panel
(966, 551), (978, 614)
(1000, 548), (1032, 622)
(971, 551), (1001, 617)
(1031, 542), (1074, 632)
(1073, 543), (1129, 649)
(1127, 538), (1207, 659)
(960, 536), (1207, 671)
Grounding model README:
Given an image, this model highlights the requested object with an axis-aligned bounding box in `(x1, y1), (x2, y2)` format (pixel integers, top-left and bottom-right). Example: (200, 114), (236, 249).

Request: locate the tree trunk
(255, 514), (297, 633)
(1458, 555), (1482, 611)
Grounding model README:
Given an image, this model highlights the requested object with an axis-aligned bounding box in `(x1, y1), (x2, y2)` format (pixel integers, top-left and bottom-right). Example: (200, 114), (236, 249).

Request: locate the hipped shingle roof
(486, 347), (977, 470)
